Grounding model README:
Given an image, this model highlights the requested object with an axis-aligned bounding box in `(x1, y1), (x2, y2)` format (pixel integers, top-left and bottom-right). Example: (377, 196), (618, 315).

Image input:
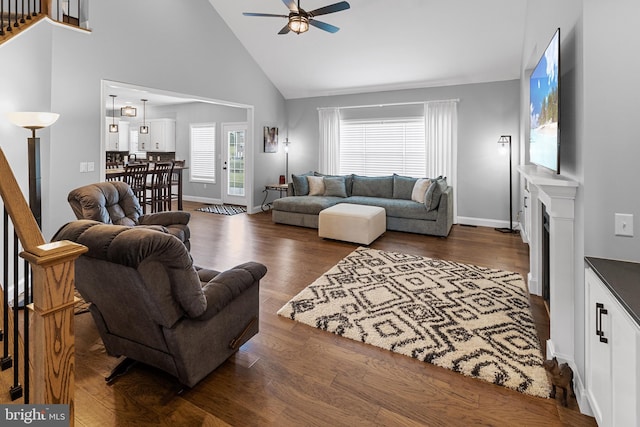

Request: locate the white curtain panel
(425, 100), (458, 222)
(318, 108), (341, 174)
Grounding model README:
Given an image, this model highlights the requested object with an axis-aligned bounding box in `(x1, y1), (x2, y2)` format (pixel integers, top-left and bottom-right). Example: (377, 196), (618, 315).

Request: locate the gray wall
(150, 102), (247, 201)
(285, 80), (520, 226)
(519, 0), (585, 396)
(519, 0), (640, 397)
(0, 0), (286, 238)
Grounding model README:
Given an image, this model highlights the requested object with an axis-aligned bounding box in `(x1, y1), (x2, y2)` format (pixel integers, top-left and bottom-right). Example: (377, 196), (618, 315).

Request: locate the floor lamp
(496, 135), (517, 233)
(6, 112), (60, 229)
(283, 137), (291, 183)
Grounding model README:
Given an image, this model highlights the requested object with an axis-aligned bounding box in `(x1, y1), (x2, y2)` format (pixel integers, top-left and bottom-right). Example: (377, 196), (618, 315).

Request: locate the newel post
(22, 240), (88, 427)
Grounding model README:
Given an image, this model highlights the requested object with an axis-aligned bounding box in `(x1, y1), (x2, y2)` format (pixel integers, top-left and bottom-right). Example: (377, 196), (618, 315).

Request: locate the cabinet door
(585, 267), (639, 427)
(118, 121), (130, 151)
(585, 267), (612, 426)
(611, 297), (639, 426)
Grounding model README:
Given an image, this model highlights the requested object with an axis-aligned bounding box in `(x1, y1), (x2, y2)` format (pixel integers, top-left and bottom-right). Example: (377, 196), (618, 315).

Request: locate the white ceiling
(208, 0), (529, 99)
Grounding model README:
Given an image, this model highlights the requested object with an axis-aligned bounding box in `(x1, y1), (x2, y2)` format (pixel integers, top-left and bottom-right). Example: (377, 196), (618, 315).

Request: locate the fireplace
(518, 165), (577, 361)
(542, 205), (550, 309)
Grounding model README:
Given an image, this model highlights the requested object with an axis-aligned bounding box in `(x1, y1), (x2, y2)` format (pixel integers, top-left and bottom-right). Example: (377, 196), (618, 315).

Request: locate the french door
(221, 122), (247, 206)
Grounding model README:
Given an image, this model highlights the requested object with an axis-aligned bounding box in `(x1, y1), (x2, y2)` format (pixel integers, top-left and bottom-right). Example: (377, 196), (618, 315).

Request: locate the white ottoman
(319, 204), (386, 245)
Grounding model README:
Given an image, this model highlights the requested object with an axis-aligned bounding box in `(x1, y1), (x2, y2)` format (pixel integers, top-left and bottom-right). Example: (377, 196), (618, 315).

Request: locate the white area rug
(278, 247), (550, 397)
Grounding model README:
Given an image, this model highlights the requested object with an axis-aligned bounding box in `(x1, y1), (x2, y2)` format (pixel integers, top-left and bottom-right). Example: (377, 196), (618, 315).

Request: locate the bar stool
(124, 163), (149, 213)
(146, 162), (173, 213)
(170, 160), (185, 209)
(106, 162), (120, 182)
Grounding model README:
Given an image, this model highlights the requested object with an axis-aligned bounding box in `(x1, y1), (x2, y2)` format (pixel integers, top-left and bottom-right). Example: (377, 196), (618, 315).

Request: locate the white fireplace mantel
(518, 165), (578, 361)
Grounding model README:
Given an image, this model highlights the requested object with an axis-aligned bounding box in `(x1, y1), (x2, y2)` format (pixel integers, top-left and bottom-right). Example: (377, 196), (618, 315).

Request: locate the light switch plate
(615, 213), (634, 237)
(80, 162), (87, 173)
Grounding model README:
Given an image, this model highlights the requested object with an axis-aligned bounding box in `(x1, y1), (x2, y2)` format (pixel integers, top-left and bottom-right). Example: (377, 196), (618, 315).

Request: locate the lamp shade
(497, 135), (511, 144)
(6, 112), (60, 130)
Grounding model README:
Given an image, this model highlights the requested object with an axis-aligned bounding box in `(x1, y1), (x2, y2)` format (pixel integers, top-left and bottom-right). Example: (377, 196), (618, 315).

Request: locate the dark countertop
(585, 257), (640, 326)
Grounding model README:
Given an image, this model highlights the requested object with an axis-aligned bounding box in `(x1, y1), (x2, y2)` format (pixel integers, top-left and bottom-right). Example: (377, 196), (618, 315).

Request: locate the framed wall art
(264, 126), (278, 153)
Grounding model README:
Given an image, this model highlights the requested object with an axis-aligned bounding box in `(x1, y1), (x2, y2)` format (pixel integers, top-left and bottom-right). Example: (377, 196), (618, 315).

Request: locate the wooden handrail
(0, 146), (86, 425)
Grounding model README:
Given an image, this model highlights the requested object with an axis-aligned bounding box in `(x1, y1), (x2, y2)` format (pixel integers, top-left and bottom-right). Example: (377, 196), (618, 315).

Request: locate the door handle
(596, 302), (608, 344)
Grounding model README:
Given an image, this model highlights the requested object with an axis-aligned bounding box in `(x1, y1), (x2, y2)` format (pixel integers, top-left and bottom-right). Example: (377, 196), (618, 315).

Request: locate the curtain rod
(317, 99), (460, 111)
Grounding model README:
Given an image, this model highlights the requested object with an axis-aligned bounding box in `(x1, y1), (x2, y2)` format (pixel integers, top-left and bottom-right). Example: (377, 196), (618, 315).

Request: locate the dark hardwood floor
(74, 202), (596, 426)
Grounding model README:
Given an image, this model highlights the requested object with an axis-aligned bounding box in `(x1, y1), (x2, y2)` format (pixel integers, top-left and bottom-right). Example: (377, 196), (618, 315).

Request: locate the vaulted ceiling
(208, 0), (528, 99)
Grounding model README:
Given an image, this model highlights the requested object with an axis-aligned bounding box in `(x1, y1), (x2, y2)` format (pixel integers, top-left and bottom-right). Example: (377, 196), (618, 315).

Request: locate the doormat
(196, 204), (247, 215)
(277, 247), (551, 397)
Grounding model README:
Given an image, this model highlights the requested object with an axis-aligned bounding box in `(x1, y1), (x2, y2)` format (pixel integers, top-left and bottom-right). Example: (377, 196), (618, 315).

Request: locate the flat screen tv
(529, 28), (560, 174)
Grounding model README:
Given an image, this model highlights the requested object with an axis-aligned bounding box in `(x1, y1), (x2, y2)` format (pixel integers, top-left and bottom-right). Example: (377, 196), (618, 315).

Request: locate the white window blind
(190, 123), (216, 183)
(339, 118), (426, 177)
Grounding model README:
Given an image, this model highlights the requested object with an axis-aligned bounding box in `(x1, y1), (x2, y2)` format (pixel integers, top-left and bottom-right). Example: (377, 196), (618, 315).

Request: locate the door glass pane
(227, 130), (245, 197)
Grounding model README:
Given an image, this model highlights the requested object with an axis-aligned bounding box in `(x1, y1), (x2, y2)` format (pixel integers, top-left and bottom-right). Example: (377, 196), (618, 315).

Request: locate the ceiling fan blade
(309, 19), (340, 33)
(278, 24), (291, 35)
(243, 12), (289, 18)
(282, 0), (299, 12)
(309, 1), (350, 17)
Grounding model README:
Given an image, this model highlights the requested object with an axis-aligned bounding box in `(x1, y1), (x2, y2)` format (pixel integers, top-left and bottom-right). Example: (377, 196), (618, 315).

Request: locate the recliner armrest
(196, 262), (267, 321)
(139, 211), (191, 226)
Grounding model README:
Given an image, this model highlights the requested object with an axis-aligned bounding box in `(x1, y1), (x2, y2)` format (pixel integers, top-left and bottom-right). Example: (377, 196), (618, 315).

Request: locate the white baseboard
(456, 216), (521, 230)
(183, 195), (222, 205)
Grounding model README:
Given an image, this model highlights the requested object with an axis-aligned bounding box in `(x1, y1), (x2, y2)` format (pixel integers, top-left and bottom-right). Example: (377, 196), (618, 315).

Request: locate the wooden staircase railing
(0, 146), (86, 425)
(1, 0), (87, 45)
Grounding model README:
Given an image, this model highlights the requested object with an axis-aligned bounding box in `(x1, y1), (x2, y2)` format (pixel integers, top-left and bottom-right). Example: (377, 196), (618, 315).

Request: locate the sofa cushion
(307, 176), (326, 196)
(411, 178), (432, 204)
(345, 197), (439, 221)
(425, 176), (448, 211)
(314, 172), (354, 196)
(393, 174), (418, 200)
(291, 171), (313, 196)
(351, 175), (394, 198)
(323, 176), (348, 198)
(272, 196), (342, 215)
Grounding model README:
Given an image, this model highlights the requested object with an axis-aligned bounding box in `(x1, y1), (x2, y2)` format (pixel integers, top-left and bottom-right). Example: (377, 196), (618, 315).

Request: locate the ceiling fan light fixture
(288, 15), (309, 34)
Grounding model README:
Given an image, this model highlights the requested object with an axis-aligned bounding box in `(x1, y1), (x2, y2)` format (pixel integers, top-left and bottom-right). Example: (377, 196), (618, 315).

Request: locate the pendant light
(120, 105), (137, 117)
(109, 95), (118, 133)
(140, 99), (149, 134)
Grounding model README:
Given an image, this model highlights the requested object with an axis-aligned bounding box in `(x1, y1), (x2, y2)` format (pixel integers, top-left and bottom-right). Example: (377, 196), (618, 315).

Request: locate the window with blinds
(339, 118), (426, 177)
(189, 123), (216, 183)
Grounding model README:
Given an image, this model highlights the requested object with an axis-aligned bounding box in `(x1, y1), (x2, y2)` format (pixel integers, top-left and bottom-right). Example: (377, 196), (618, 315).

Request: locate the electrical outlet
(615, 213), (634, 237)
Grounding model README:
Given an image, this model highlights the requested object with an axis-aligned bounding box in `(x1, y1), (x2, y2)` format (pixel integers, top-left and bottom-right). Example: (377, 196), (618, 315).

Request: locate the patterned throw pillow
(411, 178), (432, 203)
(307, 175), (326, 196)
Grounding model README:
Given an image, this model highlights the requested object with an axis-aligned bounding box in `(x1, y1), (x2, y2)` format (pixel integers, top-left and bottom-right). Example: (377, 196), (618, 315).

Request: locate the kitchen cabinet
(105, 118), (129, 151)
(584, 259), (639, 427)
(138, 118), (175, 152)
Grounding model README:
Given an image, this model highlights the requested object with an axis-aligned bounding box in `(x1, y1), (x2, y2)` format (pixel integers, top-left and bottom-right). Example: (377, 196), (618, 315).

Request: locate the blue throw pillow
(425, 176), (447, 211)
(393, 174), (418, 200)
(291, 171), (313, 196)
(323, 176), (347, 198)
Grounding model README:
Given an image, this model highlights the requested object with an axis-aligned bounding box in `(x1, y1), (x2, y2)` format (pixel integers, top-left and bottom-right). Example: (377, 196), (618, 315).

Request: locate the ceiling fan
(243, 0), (350, 35)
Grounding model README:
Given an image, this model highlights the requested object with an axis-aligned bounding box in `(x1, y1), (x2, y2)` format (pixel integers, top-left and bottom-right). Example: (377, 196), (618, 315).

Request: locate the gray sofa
(272, 173), (453, 237)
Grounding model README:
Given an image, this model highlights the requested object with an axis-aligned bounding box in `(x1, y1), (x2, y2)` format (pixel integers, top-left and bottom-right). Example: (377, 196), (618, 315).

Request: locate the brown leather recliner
(53, 220), (266, 388)
(67, 181), (190, 250)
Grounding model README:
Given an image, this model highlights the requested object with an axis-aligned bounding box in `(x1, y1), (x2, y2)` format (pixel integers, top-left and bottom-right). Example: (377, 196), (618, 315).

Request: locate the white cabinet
(585, 266), (639, 427)
(138, 118), (175, 152)
(105, 118), (129, 151)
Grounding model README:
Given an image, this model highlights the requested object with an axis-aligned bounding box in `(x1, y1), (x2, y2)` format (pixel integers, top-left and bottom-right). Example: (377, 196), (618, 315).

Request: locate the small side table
(261, 184), (289, 212)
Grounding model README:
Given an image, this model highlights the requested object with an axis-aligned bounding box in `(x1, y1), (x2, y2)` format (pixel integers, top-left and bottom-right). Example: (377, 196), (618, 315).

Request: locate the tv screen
(529, 28), (560, 174)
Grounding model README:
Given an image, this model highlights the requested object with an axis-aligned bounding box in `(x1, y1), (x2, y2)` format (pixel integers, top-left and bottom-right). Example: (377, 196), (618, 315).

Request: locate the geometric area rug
(277, 247), (551, 398)
(196, 204), (247, 215)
